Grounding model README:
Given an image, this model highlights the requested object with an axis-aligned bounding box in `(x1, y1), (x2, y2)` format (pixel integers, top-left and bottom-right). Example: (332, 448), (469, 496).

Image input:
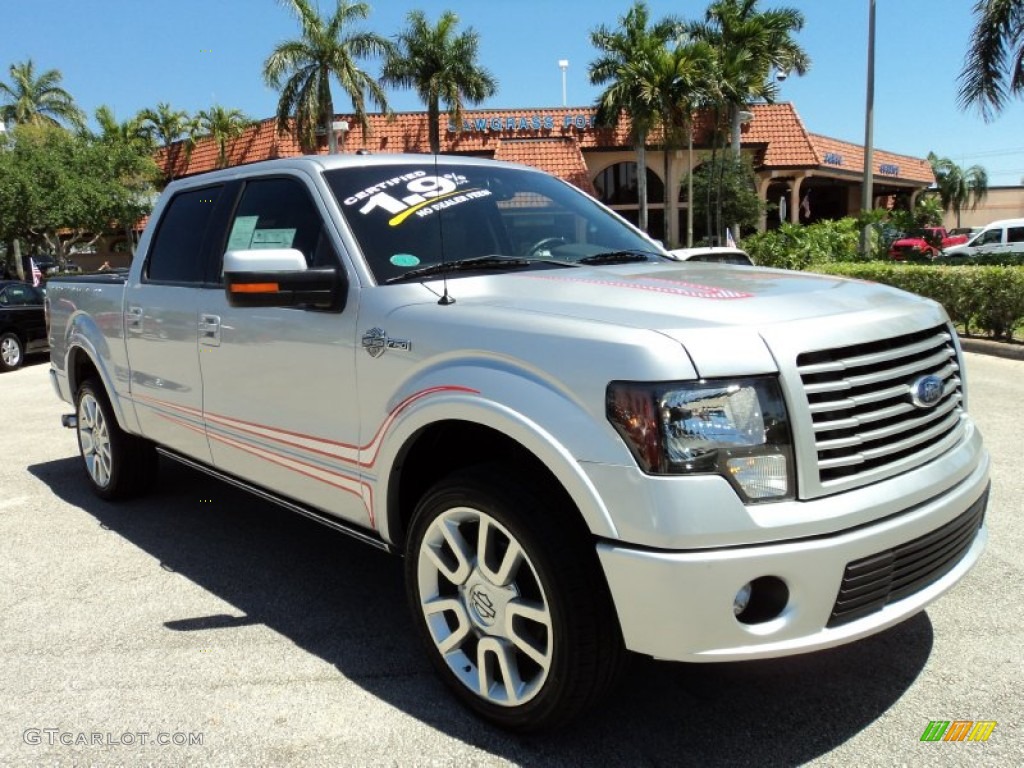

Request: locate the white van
(942, 217), (1024, 258)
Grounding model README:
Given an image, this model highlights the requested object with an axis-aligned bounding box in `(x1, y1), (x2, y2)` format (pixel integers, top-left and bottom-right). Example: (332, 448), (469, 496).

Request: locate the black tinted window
(223, 177), (337, 275)
(0, 284), (42, 306)
(1007, 227), (1024, 244)
(146, 186), (222, 283)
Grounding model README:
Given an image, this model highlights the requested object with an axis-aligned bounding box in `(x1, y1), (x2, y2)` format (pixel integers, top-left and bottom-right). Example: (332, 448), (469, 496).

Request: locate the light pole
(861, 0), (876, 255)
(558, 60), (569, 107)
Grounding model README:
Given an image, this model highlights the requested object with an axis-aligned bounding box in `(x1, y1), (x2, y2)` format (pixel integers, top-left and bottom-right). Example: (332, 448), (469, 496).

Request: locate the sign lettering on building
(824, 152), (844, 166)
(448, 114), (598, 133)
(880, 163), (900, 176)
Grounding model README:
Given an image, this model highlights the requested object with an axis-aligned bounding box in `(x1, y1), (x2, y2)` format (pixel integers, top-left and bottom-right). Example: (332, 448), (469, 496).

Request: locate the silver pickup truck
(46, 155), (989, 731)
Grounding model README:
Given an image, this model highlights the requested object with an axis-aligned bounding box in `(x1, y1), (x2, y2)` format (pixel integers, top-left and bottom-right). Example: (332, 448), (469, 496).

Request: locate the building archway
(592, 161), (665, 236)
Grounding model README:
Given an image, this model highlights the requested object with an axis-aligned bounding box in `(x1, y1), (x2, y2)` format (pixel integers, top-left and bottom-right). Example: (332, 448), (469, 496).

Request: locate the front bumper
(597, 455), (989, 662)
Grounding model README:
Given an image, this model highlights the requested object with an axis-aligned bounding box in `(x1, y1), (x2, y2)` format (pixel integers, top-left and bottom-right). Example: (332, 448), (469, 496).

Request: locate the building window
(593, 162), (664, 205)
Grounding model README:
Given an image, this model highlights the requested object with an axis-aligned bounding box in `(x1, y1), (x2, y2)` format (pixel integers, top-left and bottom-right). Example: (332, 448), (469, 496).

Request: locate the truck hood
(441, 262), (933, 328)
(421, 262), (945, 376)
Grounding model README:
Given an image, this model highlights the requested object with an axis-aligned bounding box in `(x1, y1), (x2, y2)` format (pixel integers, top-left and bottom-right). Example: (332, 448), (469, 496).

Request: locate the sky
(3, 0), (1024, 186)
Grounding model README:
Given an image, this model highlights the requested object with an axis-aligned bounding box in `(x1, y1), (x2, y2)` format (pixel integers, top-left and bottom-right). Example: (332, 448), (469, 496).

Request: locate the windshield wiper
(577, 250), (665, 265)
(384, 255), (575, 284)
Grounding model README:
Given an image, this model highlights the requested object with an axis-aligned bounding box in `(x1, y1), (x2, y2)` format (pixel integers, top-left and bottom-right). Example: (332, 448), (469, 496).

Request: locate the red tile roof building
(158, 102), (933, 247)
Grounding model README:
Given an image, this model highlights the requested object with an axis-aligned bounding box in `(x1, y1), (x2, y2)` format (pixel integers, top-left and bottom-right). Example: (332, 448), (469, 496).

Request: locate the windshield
(324, 162), (660, 283)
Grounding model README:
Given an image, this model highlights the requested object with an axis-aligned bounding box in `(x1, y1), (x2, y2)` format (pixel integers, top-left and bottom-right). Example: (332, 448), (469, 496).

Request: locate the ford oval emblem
(910, 374), (944, 408)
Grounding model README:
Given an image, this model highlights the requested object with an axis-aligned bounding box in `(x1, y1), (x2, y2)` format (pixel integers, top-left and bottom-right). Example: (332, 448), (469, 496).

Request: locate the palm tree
(94, 105), (153, 153)
(139, 102), (195, 179)
(0, 59), (85, 130)
(195, 105), (252, 169)
(958, 0), (1024, 120)
(646, 39), (714, 245)
(688, 0), (809, 159)
(263, 0), (391, 154)
(589, 1), (678, 233)
(383, 10), (497, 155)
(927, 152), (989, 229)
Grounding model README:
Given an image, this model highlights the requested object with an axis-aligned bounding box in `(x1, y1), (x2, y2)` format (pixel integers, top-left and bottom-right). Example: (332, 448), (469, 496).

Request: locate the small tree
(0, 125), (159, 262)
(686, 153), (762, 244)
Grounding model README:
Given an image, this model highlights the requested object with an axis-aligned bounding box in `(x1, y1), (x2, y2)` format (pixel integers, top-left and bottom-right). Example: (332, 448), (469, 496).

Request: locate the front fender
(370, 366), (628, 545)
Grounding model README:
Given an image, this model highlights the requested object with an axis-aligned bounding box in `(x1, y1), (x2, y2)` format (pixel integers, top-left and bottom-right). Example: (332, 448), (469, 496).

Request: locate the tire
(75, 378), (158, 500)
(405, 465), (625, 731)
(0, 331), (24, 372)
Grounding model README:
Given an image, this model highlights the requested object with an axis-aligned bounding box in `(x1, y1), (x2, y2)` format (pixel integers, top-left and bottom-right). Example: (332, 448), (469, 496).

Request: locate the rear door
(125, 184), (229, 463)
(195, 172), (369, 527)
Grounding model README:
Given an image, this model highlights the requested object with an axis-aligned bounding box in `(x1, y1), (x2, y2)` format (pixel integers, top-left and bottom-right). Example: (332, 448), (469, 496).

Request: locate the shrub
(744, 219), (862, 270)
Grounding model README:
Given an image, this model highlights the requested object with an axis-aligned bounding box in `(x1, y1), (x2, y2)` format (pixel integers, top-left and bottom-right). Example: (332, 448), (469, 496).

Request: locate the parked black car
(0, 281), (48, 371)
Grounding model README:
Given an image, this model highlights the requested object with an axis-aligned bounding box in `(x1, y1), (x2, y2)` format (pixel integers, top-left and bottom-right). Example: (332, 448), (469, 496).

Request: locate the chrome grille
(797, 325), (965, 487)
(827, 488), (986, 628)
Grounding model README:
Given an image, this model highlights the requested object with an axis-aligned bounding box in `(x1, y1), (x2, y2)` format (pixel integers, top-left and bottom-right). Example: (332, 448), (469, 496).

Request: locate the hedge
(808, 263), (1024, 340)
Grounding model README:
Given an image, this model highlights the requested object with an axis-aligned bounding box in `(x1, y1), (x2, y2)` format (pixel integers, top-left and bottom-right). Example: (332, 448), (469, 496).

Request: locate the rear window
(324, 163), (654, 283)
(146, 186), (223, 283)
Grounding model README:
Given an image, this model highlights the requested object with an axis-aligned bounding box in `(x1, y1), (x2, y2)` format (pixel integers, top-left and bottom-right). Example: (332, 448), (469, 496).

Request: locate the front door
(196, 174), (369, 527)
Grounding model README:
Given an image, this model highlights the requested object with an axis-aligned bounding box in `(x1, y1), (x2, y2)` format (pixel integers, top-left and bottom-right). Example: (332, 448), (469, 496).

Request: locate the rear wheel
(0, 332), (24, 371)
(406, 465), (625, 731)
(75, 378), (157, 500)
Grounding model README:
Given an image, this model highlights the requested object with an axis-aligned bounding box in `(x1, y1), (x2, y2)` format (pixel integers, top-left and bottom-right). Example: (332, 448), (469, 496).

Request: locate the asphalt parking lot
(1, 352), (1020, 767)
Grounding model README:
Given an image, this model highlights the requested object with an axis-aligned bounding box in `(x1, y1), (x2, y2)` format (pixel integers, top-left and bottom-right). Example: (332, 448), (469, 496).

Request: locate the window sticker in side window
(227, 216), (259, 250)
(251, 228), (297, 249)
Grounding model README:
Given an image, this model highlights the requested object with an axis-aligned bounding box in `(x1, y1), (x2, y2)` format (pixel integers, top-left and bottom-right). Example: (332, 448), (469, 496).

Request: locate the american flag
(30, 258), (42, 287)
(725, 228), (737, 248)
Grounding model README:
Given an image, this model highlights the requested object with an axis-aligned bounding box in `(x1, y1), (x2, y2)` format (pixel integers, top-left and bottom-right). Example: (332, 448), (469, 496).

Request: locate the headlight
(606, 377), (794, 502)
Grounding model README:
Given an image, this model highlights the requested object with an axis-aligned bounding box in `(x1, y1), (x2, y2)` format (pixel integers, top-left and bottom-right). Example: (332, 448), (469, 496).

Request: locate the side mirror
(223, 248), (347, 311)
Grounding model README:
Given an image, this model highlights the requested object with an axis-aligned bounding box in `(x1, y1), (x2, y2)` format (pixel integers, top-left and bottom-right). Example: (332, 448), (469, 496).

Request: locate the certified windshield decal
(521, 274), (754, 300)
(341, 170), (490, 227)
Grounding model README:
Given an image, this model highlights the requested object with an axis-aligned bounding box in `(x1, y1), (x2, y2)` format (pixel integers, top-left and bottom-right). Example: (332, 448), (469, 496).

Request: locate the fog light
(733, 582), (752, 616)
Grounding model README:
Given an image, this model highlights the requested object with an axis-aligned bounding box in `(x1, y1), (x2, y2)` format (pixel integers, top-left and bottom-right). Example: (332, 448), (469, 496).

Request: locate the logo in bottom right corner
(921, 720), (997, 742)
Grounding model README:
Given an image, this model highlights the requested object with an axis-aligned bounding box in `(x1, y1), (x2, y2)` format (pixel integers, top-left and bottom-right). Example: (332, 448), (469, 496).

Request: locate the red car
(889, 227), (969, 260)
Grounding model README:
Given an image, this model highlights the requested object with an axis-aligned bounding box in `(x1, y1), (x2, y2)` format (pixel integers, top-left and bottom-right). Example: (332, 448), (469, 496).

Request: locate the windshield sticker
(341, 171), (490, 227)
(390, 254), (421, 267)
(521, 274), (754, 300)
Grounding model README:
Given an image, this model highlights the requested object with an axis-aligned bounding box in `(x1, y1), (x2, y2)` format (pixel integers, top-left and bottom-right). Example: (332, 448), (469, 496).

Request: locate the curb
(959, 336), (1024, 361)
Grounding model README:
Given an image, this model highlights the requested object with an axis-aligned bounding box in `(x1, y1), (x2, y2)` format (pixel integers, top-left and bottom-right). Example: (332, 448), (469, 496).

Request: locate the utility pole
(860, 0), (876, 255)
(558, 60), (569, 107)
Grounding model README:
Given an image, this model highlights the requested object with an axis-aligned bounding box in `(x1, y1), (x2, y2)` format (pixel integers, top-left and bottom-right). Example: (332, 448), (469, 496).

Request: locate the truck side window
(146, 186), (223, 283)
(1007, 226), (1024, 244)
(224, 177), (338, 274)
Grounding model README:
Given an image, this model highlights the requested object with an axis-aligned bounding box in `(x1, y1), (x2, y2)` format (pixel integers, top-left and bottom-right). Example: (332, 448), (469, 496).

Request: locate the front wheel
(75, 378), (157, 500)
(406, 466), (625, 731)
(0, 332), (24, 371)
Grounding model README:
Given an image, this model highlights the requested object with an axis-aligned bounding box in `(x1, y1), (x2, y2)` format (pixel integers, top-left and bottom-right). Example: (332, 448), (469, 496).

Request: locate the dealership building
(162, 102), (935, 247)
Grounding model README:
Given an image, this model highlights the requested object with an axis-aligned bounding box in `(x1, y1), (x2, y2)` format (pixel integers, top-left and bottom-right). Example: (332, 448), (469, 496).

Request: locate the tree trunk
(428, 98), (441, 155)
(637, 132), (648, 234)
(730, 105), (742, 240)
(663, 140), (672, 246)
(686, 122), (694, 248)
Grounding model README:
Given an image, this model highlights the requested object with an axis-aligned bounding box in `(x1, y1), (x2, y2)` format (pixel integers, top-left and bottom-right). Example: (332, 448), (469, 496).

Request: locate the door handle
(125, 305), (144, 333)
(199, 314), (221, 346)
